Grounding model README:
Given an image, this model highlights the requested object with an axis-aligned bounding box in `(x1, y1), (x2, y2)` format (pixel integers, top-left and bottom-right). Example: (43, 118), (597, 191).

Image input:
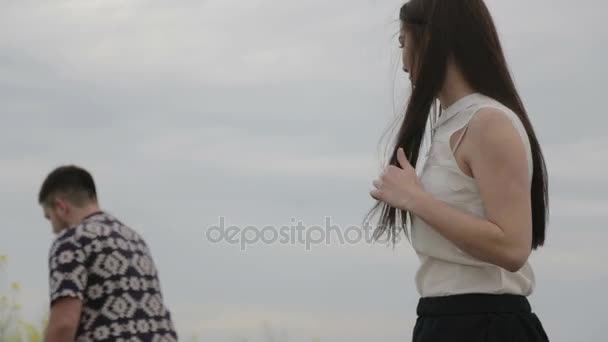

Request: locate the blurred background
(1, 0), (606, 341)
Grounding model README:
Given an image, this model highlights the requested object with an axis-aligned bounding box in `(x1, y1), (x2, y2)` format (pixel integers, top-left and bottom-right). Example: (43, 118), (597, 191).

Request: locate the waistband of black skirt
(417, 293), (532, 316)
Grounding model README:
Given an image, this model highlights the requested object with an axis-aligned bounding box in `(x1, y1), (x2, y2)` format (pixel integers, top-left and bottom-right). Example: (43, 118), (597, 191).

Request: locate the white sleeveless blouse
(411, 93), (536, 298)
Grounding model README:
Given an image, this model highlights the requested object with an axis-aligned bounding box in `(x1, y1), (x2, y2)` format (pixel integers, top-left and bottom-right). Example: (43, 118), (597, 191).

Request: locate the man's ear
(54, 198), (69, 217)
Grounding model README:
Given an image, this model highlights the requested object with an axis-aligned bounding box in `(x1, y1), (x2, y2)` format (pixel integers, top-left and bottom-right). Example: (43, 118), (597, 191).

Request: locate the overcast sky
(1, 0), (606, 341)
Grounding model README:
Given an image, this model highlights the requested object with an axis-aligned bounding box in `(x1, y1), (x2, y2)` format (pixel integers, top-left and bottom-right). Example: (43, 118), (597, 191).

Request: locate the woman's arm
(371, 108), (532, 272)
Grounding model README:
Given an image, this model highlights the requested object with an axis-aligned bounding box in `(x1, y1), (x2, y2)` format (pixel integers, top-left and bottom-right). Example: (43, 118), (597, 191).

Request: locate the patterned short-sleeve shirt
(48, 211), (178, 342)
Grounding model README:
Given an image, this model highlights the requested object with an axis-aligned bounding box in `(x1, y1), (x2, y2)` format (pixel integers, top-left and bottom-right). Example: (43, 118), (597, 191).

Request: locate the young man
(39, 165), (178, 342)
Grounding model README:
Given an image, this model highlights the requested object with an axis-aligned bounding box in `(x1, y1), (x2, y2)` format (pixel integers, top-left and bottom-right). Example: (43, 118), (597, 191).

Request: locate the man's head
(38, 165), (100, 234)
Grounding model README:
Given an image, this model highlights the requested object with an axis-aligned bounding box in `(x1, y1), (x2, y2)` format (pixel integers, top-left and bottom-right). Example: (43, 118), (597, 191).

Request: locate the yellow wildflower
(11, 281), (21, 291)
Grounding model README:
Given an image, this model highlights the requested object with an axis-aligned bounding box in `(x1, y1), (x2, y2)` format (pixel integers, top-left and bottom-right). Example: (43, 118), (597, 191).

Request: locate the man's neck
(67, 205), (102, 227)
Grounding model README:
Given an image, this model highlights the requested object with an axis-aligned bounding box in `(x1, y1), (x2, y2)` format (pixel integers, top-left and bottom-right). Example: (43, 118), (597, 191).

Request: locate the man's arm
(45, 297), (82, 342)
(46, 233), (88, 341)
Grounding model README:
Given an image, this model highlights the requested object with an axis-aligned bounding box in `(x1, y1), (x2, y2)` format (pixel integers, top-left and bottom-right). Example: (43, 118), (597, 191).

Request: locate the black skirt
(413, 294), (549, 342)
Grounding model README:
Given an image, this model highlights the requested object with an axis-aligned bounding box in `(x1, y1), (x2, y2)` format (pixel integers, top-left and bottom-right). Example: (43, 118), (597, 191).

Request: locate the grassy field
(2, 254), (321, 342)
(0, 255), (45, 342)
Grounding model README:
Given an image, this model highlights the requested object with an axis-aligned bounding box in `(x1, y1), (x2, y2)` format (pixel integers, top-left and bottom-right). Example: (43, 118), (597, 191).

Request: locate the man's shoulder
(49, 228), (76, 259)
(50, 212), (148, 261)
(51, 213), (117, 249)
(77, 213), (147, 249)
(75, 212), (138, 240)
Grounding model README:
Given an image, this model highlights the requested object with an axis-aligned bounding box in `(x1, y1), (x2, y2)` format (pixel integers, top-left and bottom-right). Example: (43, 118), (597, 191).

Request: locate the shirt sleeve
(48, 234), (88, 306)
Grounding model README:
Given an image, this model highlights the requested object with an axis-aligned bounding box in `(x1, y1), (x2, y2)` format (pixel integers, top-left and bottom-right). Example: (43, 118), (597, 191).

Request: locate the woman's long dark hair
(367, 0), (549, 249)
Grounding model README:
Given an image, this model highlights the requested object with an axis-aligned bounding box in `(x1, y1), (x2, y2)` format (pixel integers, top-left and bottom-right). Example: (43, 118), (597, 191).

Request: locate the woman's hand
(370, 148), (428, 212)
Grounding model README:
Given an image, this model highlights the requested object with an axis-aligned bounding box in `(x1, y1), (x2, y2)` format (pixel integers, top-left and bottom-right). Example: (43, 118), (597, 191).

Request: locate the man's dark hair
(38, 165), (98, 207)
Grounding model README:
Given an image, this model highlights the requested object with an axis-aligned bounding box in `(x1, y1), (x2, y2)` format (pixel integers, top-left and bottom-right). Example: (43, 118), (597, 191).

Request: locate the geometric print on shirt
(48, 211), (178, 342)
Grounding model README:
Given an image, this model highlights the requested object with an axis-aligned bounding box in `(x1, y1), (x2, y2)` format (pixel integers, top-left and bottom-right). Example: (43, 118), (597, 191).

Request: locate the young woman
(368, 0), (550, 341)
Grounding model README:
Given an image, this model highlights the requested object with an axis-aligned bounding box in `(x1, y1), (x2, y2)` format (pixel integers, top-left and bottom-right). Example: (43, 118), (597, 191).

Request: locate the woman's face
(399, 29), (414, 82)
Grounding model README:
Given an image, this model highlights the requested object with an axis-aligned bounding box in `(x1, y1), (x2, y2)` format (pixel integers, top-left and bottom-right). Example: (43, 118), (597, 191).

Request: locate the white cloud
(175, 305), (414, 341)
(545, 137), (608, 184)
(1, 1), (607, 341)
(0, 0), (402, 86)
(550, 196), (608, 219)
(135, 129), (379, 181)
